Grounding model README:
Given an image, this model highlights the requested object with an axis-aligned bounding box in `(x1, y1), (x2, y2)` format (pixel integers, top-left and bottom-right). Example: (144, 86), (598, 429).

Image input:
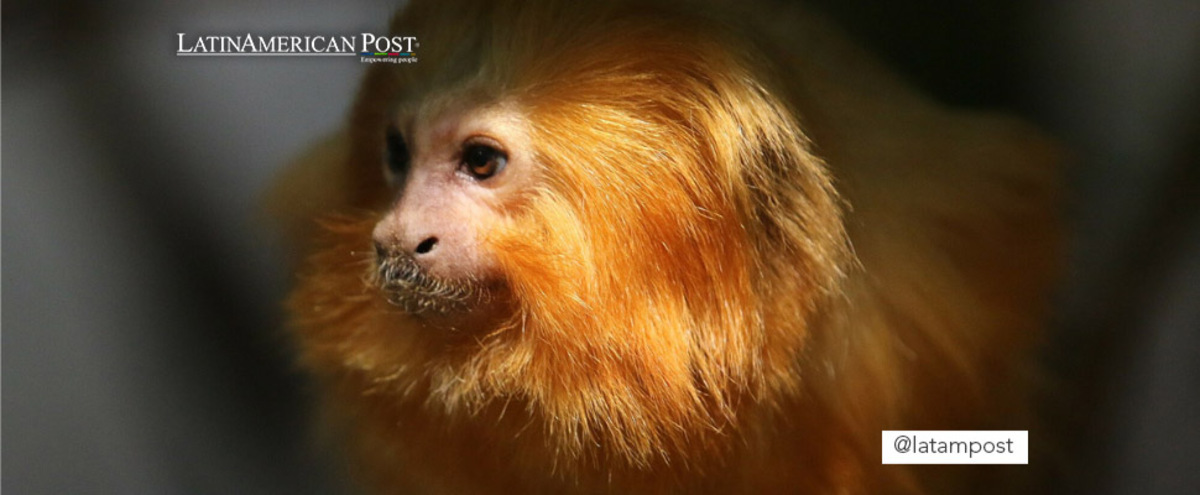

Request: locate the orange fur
(271, 0), (1062, 493)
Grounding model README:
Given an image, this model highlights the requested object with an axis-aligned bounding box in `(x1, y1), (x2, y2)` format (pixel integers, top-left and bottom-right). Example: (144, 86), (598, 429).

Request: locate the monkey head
(282, 0), (852, 477)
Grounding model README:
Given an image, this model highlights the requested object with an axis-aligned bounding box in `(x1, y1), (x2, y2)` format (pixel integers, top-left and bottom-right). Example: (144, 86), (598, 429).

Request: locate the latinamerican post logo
(176, 33), (419, 64)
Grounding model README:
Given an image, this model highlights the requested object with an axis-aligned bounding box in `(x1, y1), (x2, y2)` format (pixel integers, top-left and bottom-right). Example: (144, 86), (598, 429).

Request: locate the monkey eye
(384, 126), (410, 182)
(460, 143), (507, 180)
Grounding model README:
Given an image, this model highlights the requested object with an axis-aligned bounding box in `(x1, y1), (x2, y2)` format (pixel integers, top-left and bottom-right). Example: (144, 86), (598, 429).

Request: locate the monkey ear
(263, 130), (354, 261)
(722, 83), (851, 302)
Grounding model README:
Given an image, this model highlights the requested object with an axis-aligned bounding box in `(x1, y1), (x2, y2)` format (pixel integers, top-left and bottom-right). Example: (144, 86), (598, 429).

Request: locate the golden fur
(270, 0), (1062, 492)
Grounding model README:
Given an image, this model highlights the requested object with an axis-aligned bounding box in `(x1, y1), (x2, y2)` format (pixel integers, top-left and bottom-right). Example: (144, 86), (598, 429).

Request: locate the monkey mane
(291, 2), (849, 479)
(279, 0), (1060, 492)
(472, 6), (853, 468)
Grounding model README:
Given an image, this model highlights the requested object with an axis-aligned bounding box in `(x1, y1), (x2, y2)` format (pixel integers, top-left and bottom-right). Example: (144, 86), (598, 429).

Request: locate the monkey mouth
(373, 249), (488, 315)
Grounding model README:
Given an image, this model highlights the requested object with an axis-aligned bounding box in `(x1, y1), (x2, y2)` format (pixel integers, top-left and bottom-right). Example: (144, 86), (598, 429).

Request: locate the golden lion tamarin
(270, 0), (1062, 493)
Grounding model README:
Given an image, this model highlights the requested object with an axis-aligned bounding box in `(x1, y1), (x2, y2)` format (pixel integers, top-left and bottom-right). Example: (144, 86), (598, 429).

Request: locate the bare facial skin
(369, 101), (533, 320)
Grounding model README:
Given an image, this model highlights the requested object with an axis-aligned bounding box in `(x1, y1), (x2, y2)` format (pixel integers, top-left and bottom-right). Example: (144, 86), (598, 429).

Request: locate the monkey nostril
(414, 237), (438, 255)
(374, 242), (388, 260)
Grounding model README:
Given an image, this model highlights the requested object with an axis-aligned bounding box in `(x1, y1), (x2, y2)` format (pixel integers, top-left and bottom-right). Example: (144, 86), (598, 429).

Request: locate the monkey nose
(373, 235), (439, 259)
(413, 236), (439, 256)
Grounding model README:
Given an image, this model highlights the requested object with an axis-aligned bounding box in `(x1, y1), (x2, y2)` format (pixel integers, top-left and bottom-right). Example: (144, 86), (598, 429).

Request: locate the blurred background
(3, 0), (1197, 493)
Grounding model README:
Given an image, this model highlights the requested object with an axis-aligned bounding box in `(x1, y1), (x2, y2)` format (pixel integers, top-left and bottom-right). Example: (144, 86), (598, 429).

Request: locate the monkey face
(369, 101), (534, 319)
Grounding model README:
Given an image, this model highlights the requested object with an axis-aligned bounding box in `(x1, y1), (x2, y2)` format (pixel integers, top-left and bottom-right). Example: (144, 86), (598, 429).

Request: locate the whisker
(373, 248), (489, 314)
